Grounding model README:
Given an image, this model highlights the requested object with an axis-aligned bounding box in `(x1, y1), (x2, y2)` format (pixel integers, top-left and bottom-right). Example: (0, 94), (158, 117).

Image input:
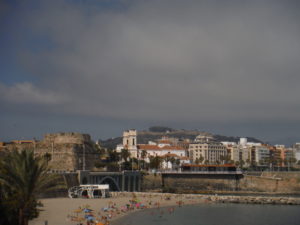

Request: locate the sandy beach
(29, 192), (300, 225)
(29, 193), (207, 225)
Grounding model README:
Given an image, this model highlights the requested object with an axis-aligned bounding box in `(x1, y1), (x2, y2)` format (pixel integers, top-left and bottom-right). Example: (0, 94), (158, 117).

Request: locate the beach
(29, 192), (300, 225)
(29, 193), (207, 225)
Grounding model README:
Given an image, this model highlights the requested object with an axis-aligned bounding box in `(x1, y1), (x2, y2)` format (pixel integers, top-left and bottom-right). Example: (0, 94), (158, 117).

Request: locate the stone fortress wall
(43, 133), (91, 144)
(2, 133), (99, 171)
(36, 132), (98, 171)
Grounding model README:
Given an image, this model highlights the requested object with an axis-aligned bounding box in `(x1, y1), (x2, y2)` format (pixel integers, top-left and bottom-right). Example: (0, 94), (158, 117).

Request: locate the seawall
(142, 172), (300, 194)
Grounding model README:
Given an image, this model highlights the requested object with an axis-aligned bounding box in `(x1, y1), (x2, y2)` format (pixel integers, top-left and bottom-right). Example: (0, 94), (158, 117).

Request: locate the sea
(112, 203), (300, 225)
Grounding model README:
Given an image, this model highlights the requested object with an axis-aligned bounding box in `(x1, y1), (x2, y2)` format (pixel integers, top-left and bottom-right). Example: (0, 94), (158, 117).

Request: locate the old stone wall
(157, 172), (300, 193)
(1, 133), (99, 171)
(35, 133), (98, 171)
(239, 176), (279, 192)
(44, 133), (91, 144)
(162, 176), (238, 193)
(239, 172), (300, 192)
(141, 174), (163, 191)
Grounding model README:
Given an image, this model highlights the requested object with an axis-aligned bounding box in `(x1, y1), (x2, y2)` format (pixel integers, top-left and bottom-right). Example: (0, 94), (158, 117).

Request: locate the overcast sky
(1, 0), (300, 145)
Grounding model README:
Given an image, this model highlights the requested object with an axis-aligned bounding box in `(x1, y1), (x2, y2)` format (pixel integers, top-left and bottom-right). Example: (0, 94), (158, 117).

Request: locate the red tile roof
(138, 144), (185, 151)
(182, 164), (236, 168)
(162, 153), (179, 158)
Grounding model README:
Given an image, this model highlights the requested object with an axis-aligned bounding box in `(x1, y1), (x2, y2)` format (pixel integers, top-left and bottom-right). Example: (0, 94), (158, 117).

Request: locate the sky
(1, 0), (300, 145)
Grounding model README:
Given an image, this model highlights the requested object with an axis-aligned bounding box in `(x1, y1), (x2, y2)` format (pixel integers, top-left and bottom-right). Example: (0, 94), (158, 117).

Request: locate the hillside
(99, 126), (263, 149)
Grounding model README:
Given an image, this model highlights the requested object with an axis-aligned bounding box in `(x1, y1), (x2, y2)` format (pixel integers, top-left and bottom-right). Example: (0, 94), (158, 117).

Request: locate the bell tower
(123, 129), (137, 150)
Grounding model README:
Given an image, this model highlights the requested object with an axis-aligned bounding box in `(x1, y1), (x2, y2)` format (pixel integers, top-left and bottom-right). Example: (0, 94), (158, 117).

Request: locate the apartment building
(189, 141), (227, 164)
(252, 146), (270, 166)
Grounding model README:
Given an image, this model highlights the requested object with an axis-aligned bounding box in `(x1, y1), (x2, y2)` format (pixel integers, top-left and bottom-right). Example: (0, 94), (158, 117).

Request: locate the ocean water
(112, 203), (300, 225)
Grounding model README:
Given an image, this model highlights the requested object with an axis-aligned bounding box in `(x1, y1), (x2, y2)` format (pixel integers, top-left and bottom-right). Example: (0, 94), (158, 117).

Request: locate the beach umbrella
(73, 209), (82, 213)
(72, 217), (85, 222)
(84, 208), (93, 213)
(85, 214), (94, 219)
(86, 216), (95, 221)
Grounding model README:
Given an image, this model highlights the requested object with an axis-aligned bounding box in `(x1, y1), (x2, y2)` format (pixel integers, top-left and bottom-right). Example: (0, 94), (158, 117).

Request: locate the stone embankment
(111, 192), (300, 205)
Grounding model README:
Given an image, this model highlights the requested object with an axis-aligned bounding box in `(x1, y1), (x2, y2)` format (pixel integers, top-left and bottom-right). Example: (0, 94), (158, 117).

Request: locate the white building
(254, 146), (270, 165)
(222, 140), (250, 164)
(239, 138), (247, 146)
(293, 143), (300, 162)
(189, 141), (227, 164)
(137, 143), (189, 169)
(161, 153), (190, 170)
(137, 144), (187, 160)
(116, 129), (138, 157)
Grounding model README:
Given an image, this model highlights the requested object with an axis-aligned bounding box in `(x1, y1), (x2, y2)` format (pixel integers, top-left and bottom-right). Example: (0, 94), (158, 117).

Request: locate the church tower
(123, 129), (137, 150)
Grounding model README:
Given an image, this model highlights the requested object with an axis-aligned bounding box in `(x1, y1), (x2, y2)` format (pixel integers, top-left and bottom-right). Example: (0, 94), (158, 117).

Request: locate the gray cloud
(0, 82), (68, 105)
(1, 0), (300, 142)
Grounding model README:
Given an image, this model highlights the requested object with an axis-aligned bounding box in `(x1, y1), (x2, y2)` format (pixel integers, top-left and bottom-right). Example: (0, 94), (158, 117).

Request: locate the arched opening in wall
(100, 177), (120, 191)
(93, 190), (102, 198)
(81, 190), (88, 198)
(82, 177), (88, 184)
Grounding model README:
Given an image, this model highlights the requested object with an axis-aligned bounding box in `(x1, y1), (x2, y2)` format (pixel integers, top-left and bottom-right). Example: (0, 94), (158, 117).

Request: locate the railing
(161, 170), (243, 175)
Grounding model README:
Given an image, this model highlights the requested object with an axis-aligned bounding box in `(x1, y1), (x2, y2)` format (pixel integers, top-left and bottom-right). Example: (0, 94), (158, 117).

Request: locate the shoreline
(29, 192), (300, 225)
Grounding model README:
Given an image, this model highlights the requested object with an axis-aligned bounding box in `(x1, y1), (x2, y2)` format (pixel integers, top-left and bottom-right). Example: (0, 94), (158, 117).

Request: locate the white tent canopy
(68, 184), (110, 198)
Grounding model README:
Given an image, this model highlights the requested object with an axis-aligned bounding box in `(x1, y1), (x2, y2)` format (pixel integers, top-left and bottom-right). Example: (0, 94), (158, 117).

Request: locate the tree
(246, 159), (251, 166)
(141, 150), (147, 160)
(121, 149), (130, 162)
(199, 155), (204, 164)
(175, 159), (180, 168)
(288, 157), (297, 165)
(149, 156), (162, 170)
(43, 152), (52, 164)
(239, 160), (245, 168)
(140, 150), (148, 170)
(94, 144), (106, 157)
(94, 161), (107, 169)
(0, 149), (62, 225)
(107, 149), (120, 162)
(121, 161), (131, 170)
(219, 155), (225, 164)
(228, 159), (234, 164)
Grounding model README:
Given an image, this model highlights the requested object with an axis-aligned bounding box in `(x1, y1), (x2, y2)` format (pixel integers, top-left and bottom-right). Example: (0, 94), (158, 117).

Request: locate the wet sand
(29, 193), (207, 225)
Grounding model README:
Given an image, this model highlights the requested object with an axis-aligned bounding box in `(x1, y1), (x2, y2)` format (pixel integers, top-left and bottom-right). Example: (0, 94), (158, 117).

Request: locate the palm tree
(149, 156), (162, 170)
(121, 149), (130, 162)
(0, 149), (62, 225)
(219, 155), (225, 164)
(199, 155), (204, 164)
(140, 150), (147, 170)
